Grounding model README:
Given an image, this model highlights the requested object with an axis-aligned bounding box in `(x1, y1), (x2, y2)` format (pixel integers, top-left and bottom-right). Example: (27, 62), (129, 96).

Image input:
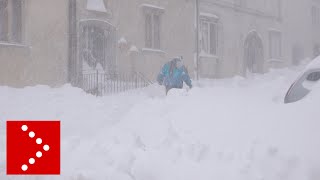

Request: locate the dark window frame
(0, 0), (23, 44)
(200, 15), (219, 56)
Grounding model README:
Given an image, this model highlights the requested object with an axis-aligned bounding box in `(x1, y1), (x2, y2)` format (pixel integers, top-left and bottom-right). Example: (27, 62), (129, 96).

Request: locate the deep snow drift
(0, 66), (319, 180)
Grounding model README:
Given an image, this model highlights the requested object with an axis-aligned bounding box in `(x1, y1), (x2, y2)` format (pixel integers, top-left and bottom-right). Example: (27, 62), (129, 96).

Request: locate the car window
(306, 71), (320, 81)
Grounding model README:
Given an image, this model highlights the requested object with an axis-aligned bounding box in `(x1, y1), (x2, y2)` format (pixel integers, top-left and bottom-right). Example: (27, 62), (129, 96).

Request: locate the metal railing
(81, 71), (153, 96)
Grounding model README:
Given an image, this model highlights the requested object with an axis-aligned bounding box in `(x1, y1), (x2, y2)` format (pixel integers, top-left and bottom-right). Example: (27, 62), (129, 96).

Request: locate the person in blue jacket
(157, 57), (192, 94)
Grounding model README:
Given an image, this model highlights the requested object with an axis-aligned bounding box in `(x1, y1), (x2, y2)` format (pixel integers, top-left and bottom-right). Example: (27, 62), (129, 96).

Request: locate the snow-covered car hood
(284, 55), (320, 103)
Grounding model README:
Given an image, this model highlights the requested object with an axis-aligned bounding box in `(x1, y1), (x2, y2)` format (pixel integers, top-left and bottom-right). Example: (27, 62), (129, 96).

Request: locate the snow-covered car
(284, 56), (320, 103)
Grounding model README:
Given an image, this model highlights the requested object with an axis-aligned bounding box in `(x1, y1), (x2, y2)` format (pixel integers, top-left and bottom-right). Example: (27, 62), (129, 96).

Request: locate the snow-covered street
(0, 66), (319, 180)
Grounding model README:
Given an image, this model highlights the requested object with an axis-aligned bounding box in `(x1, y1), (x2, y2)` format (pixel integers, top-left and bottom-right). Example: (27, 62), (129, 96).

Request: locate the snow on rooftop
(86, 0), (107, 12)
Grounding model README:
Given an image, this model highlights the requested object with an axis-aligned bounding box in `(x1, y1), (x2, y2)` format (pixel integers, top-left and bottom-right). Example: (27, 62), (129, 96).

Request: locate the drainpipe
(68, 0), (77, 86)
(195, 0), (200, 80)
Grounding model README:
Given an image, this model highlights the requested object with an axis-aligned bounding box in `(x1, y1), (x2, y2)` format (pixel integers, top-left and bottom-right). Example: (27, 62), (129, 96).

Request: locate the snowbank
(0, 66), (319, 180)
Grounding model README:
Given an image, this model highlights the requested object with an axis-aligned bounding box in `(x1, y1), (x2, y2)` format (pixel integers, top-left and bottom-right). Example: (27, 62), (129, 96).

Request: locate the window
(0, 0), (8, 41)
(142, 4), (164, 50)
(312, 6), (320, 26)
(145, 12), (161, 49)
(11, 0), (22, 42)
(0, 0), (23, 43)
(200, 16), (218, 56)
(269, 30), (282, 59)
(306, 71), (320, 82)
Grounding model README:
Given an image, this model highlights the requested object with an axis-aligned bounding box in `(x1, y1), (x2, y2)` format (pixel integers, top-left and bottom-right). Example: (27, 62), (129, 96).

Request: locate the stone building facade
(0, 0), (68, 87)
(0, 0), (319, 87)
(198, 0), (320, 78)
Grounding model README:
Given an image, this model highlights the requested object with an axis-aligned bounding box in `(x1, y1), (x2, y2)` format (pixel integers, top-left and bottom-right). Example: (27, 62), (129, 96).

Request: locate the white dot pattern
(29, 131), (35, 138)
(36, 151), (42, 158)
(20, 125), (51, 172)
(43, 145), (50, 151)
(29, 158), (35, 165)
(36, 138), (42, 145)
(21, 164), (28, 171)
(21, 125), (28, 131)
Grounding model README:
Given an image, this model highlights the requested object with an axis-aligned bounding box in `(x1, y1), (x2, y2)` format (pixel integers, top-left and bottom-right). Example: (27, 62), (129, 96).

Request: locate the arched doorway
(244, 31), (264, 74)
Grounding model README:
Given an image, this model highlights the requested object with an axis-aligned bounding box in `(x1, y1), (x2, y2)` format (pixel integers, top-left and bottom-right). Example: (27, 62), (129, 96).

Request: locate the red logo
(7, 121), (60, 175)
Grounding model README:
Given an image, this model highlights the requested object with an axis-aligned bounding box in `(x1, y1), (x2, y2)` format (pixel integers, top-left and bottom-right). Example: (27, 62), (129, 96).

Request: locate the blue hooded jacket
(157, 59), (192, 90)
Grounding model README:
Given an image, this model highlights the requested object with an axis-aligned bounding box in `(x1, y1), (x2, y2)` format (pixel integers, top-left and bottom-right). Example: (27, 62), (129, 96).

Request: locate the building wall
(199, 0), (284, 78)
(309, 0), (320, 58)
(0, 0), (69, 87)
(115, 0), (195, 81)
(0, 0), (318, 88)
(198, 0), (320, 78)
(76, 0), (195, 82)
(68, 0), (320, 83)
(282, 0), (314, 65)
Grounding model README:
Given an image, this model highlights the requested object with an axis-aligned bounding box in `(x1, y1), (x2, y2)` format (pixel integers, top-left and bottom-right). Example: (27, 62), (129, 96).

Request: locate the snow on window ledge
(200, 52), (219, 59)
(200, 12), (219, 20)
(0, 42), (29, 48)
(140, 4), (165, 11)
(142, 48), (166, 55)
(140, 4), (165, 14)
(267, 58), (284, 63)
(200, 12), (219, 22)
